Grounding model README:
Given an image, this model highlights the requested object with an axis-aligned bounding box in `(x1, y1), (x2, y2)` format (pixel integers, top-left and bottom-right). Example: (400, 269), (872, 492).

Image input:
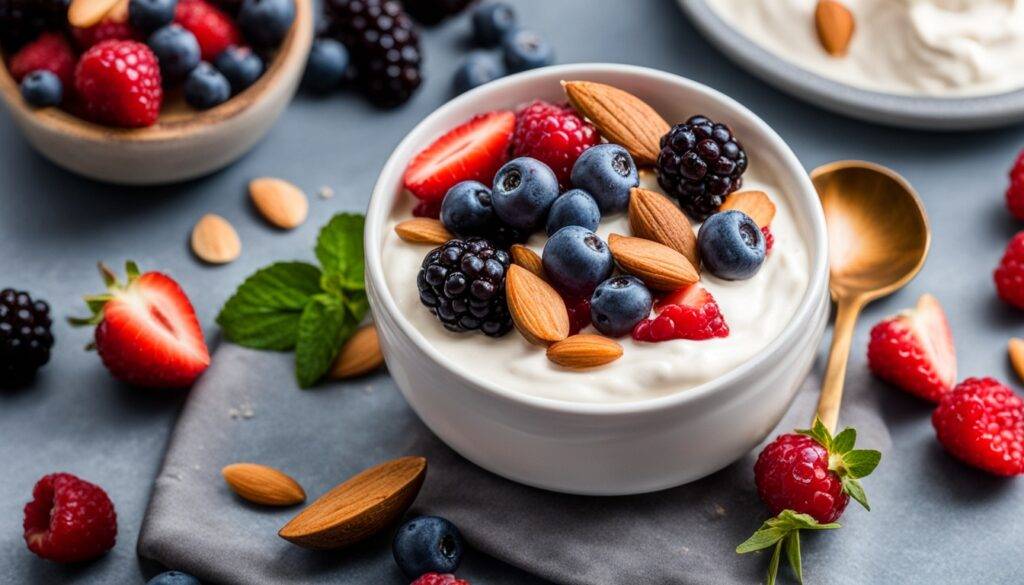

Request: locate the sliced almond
(279, 457), (426, 550)
(249, 178), (309, 229)
(68, 0), (122, 28)
(191, 214), (241, 264)
(329, 324), (384, 379)
(394, 218), (453, 245)
(1010, 338), (1024, 383)
(628, 187), (699, 268)
(510, 244), (544, 279)
(222, 463), (306, 507)
(562, 80), (670, 166)
(607, 234), (699, 291)
(506, 264), (569, 346)
(815, 0), (855, 57)
(720, 190), (777, 228)
(547, 334), (623, 369)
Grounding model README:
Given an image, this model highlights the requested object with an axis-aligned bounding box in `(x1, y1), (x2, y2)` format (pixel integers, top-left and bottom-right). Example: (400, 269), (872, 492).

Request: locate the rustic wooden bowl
(0, 0), (313, 185)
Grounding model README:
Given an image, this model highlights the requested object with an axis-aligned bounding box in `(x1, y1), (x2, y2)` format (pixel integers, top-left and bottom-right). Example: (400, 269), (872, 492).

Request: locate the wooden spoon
(811, 161), (930, 431)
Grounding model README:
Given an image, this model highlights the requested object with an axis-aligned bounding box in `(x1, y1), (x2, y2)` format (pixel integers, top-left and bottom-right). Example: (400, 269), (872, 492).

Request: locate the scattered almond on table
(222, 463), (306, 507)
(249, 178), (309, 230)
(1009, 338), (1024, 383)
(191, 214), (241, 264)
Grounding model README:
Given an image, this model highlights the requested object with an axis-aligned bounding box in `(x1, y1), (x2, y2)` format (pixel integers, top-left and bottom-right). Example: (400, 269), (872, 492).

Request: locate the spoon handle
(815, 297), (864, 432)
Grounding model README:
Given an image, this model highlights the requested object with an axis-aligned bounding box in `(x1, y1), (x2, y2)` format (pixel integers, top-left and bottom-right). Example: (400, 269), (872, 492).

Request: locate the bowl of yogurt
(365, 64), (829, 495)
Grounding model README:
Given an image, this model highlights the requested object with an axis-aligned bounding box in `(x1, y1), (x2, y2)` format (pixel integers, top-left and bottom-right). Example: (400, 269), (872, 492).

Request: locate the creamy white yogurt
(709, 0), (1024, 97)
(382, 173), (810, 403)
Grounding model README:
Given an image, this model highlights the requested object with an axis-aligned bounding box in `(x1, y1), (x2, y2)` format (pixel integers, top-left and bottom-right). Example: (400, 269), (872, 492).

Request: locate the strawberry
(867, 294), (956, 402)
(9, 32), (77, 90)
(403, 110), (515, 204)
(175, 0), (240, 61)
(70, 262), (210, 388)
(932, 377), (1024, 476)
(632, 283), (728, 342)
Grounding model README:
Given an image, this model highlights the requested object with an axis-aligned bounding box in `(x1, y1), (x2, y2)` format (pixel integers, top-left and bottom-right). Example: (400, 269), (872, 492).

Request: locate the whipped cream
(709, 0), (1024, 97)
(382, 173), (810, 403)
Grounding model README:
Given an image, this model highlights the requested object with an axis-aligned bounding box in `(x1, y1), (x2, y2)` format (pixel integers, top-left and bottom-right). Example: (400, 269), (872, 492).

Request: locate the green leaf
(842, 477), (870, 511)
(831, 427), (856, 454)
(315, 213), (366, 293)
(796, 416), (833, 451)
(294, 294), (358, 388)
(125, 260), (140, 280)
(344, 290), (370, 322)
(775, 509), (840, 532)
(766, 540), (783, 585)
(216, 262), (323, 350)
(843, 449), (882, 479)
(785, 530), (803, 584)
(736, 524), (789, 554)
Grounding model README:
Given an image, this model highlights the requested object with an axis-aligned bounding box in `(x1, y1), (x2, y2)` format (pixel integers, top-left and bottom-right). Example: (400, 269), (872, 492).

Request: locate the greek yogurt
(709, 0), (1024, 97)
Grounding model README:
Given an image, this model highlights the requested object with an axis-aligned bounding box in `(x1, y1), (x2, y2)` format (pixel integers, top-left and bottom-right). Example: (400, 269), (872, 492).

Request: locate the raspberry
(994, 231), (1024, 309)
(755, 434), (847, 523)
(867, 294), (956, 402)
(418, 238), (513, 337)
(761, 225), (773, 253)
(411, 574), (469, 585)
(0, 289), (55, 387)
(564, 295), (591, 335)
(75, 40), (162, 128)
(1008, 177), (1024, 221)
(511, 100), (599, 188)
(72, 18), (140, 49)
(9, 32), (76, 90)
(656, 115), (747, 220)
(175, 0), (240, 61)
(932, 377), (1024, 476)
(23, 473), (117, 563)
(632, 285), (728, 342)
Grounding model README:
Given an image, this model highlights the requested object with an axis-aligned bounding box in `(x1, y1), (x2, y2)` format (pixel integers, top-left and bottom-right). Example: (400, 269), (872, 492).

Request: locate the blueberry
(545, 189), (600, 236)
(392, 515), (464, 578)
(492, 157), (559, 230)
(542, 226), (614, 297)
(238, 0), (295, 48)
(215, 45), (264, 94)
(472, 2), (516, 46)
(452, 51), (505, 94)
(129, 0), (176, 34)
(302, 38), (347, 93)
(20, 70), (61, 107)
(146, 571), (201, 585)
(184, 62), (231, 109)
(570, 144), (639, 214)
(147, 24), (201, 84)
(590, 276), (653, 337)
(440, 180), (497, 237)
(697, 210), (765, 280)
(501, 28), (553, 73)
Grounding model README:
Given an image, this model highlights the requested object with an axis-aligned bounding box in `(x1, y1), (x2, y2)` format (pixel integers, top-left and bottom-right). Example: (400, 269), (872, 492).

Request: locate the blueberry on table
(472, 2), (516, 46)
(542, 226), (614, 298)
(147, 571), (201, 585)
(147, 24), (201, 84)
(452, 51), (505, 95)
(184, 62), (231, 109)
(492, 157), (559, 230)
(129, 0), (177, 34)
(440, 180), (497, 238)
(215, 45), (264, 94)
(546, 188), (601, 236)
(393, 516), (465, 578)
(697, 210), (766, 280)
(302, 38), (347, 93)
(590, 276), (653, 338)
(19, 70), (62, 107)
(237, 0), (295, 48)
(501, 28), (553, 73)
(570, 143), (639, 214)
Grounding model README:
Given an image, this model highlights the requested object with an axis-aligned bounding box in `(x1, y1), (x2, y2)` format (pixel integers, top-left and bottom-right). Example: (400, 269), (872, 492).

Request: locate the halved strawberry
(867, 293), (956, 402)
(634, 283), (728, 342)
(403, 110), (515, 203)
(70, 262), (210, 389)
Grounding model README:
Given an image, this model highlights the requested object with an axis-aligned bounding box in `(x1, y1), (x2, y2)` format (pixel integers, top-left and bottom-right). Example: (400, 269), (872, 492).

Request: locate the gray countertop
(3, 0), (1023, 583)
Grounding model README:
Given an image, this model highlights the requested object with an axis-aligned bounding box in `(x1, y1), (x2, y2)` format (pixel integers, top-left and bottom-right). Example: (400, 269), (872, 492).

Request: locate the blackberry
(417, 238), (513, 337)
(0, 0), (50, 51)
(405, 0), (473, 25)
(0, 289), (54, 387)
(325, 0), (422, 107)
(655, 115), (747, 221)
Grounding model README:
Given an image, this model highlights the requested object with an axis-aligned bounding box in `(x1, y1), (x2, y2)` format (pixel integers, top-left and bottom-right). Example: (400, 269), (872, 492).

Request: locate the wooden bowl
(0, 0), (313, 185)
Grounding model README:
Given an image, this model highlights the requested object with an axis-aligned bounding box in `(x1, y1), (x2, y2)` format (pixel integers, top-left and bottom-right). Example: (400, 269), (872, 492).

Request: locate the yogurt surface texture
(708, 0), (1024, 97)
(382, 173), (811, 404)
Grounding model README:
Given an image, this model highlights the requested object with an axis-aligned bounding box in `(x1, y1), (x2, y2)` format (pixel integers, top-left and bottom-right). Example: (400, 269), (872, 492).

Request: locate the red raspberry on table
(411, 574), (469, 585)
(994, 231), (1024, 309)
(932, 377), (1024, 476)
(512, 100), (599, 188)
(75, 40), (163, 128)
(632, 284), (728, 342)
(72, 18), (140, 49)
(175, 0), (241, 61)
(867, 294), (956, 402)
(23, 473), (117, 563)
(9, 32), (77, 90)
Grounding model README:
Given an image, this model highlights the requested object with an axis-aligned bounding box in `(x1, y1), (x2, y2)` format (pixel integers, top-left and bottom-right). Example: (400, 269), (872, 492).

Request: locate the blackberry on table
(417, 238), (513, 337)
(0, 289), (54, 387)
(404, 0), (474, 25)
(656, 115), (747, 221)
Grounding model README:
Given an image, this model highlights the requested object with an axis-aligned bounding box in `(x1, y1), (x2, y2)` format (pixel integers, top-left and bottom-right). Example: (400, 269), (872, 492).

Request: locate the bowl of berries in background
(0, 0), (313, 185)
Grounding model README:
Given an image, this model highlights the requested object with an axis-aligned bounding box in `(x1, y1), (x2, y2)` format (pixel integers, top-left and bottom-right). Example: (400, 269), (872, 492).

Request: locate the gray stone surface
(1, 0), (1023, 582)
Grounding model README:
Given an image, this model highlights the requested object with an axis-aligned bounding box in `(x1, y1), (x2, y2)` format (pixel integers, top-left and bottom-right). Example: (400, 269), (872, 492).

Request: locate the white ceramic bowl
(366, 64), (829, 495)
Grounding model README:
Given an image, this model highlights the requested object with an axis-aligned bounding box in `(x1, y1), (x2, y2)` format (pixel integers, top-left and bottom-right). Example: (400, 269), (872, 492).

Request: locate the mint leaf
(831, 427), (856, 454)
(217, 262), (323, 350)
(843, 449), (882, 478)
(316, 213), (365, 293)
(785, 530), (802, 584)
(294, 294), (358, 388)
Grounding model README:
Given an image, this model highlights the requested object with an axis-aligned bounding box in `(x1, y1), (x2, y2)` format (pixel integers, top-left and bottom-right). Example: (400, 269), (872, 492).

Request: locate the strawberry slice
(403, 110), (515, 203)
(71, 262), (210, 389)
(634, 283), (729, 342)
(868, 293), (956, 402)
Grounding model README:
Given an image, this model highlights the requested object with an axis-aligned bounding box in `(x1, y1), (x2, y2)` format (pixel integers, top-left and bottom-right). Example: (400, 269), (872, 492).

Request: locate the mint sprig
(216, 213), (369, 387)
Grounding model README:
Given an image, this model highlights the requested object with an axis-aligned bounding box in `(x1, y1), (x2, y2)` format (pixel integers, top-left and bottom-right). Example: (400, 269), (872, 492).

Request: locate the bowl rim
(365, 63), (829, 417)
(0, 0), (312, 143)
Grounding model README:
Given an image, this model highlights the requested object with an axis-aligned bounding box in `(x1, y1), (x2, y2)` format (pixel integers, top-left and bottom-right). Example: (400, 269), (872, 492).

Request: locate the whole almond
(815, 0), (855, 57)
(547, 334), (623, 369)
(329, 324), (384, 379)
(720, 190), (777, 228)
(608, 234), (699, 291)
(191, 214), (241, 264)
(510, 244), (544, 278)
(1010, 338), (1024, 383)
(222, 463), (306, 507)
(68, 0), (122, 27)
(629, 187), (699, 268)
(249, 178), (309, 229)
(394, 218), (452, 245)
(563, 81), (670, 166)
(506, 264), (569, 345)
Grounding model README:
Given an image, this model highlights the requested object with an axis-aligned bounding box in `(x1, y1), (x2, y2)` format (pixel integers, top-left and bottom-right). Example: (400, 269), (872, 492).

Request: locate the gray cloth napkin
(138, 342), (895, 585)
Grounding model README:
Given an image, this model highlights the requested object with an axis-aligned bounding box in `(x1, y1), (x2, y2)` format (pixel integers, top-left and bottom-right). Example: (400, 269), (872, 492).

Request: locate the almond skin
(607, 234), (699, 291)
(394, 218), (453, 245)
(1010, 338), (1024, 383)
(329, 324), (384, 379)
(562, 81), (670, 166)
(191, 214), (241, 264)
(628, 187), (699, 268)
(547, 334), (623, 369)
(68, 0), (122, 28)
(720, 190), (777, 228)
(510, 244), (545, 278)
(222, 463), (306, 507)
(815, 0), (855, 57)
(249, 178), (309, 229)
(506, 264), (570, 345)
